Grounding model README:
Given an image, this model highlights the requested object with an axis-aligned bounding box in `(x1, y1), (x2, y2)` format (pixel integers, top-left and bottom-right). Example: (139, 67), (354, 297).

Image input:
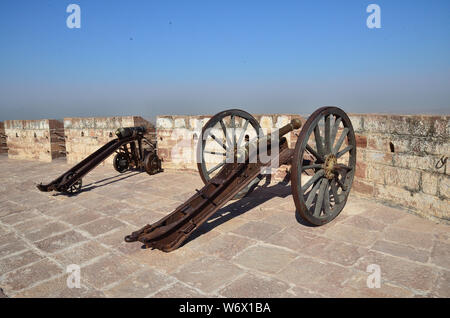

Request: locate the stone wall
(64, 116), (155, 165)
(156, 114), (304, 172)
(0, 122), (7, 154)
(2, 112), (448, 222)
(156, 112), (449, 223)
(4, 119), (65, 162)
(349, 114), (449, 223)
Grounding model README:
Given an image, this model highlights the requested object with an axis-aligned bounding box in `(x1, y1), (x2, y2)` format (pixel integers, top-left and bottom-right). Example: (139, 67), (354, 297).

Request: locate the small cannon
(37, 126), (162, 194)
(125, 107), (357, 252)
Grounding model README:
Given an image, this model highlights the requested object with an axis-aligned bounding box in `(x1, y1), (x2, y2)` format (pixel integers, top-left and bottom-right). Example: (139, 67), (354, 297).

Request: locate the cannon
(125, 107), (356, 252)
(37, 126), (162, 194)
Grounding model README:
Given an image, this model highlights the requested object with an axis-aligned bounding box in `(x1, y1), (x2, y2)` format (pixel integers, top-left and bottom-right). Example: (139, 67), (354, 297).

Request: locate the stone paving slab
(0, 155), (448, 298)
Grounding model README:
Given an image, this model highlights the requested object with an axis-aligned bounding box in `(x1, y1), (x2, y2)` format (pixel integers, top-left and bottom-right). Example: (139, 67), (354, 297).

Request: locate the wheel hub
(324, 154), (337, 179)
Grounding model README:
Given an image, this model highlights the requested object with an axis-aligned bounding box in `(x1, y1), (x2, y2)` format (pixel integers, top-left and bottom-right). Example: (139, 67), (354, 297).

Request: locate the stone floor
(0, 154), (448, 298)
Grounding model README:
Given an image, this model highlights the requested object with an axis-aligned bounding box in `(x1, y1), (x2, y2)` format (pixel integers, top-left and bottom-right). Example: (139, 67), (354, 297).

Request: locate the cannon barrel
(238, 118), (302, 162)
(115, 126), (146, 139)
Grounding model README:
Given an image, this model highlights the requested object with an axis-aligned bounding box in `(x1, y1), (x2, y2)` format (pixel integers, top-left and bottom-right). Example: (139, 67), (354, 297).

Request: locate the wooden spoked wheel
(197, 109), (263, 199)
(291, 107), (356, 225)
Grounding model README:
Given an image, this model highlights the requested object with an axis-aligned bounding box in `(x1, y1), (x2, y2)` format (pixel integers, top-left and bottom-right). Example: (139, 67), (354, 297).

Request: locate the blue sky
(0, 0), (449, 121)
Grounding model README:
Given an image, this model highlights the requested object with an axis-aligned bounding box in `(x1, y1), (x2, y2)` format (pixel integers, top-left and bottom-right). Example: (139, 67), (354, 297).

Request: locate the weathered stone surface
(53, 241), (109, 266)
(231, 221), (283, 241)
(324, 224), (381, 247)
(79, 217), (126, 237)
(0, 250), (42, 274)
(276, 256), (355, 297)
(431, 270), (450, 297)
(342, 215), (387, 232)
(197, 234), (257, 260)
(35, 230), (88, 253)
(179, 227), (221, 249)
(0, 201), (27, 218)
(232, 245), (297, 274)
(0, 240), (29, 259)
(1, 210), (41, 225)
(384, 226), (434, 250)
(5, 118), (64, 162)
(152, 283), (205, 298)
(0, 259), (62, 293)
(430, 241), (450, 269)
(24, 221), (70, 242)
(362, 205), (408, 224)
(302, 240), (368, 267)
(116, 209), (166, 227)
(104, 268), (175, 298)
(339, 272), (414, 298)
(59, 209), (102, 226)
(130, 247), (204, 274)
(355, 250), (439, 292)
(219, 273), (290, 298)
(393, 215), (440, 233)
(345, 114), (449, 223)
(0, 156), (448, 298)
(14, 275), (105, 298)
(265, 226), (331, 252)
(289, 286), (325, 298)
(12, 215), (50, 232)
(81, 253), (141, 289)
(173, 256), (243, 293)
(372, 240), (429, 263)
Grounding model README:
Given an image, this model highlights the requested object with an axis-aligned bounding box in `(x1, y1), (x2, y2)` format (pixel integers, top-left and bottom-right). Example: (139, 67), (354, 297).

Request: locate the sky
(0, 0), (449, 121)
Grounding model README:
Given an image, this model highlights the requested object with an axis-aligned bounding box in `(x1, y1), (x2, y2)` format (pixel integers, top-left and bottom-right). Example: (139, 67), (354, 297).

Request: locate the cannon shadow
(52, 170), (144, 197)
(182, 173), (316, 247)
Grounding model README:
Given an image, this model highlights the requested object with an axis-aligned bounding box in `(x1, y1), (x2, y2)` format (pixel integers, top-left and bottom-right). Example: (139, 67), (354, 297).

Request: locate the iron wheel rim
(196, 109), (263, 198)
(291, 106), (356, 225)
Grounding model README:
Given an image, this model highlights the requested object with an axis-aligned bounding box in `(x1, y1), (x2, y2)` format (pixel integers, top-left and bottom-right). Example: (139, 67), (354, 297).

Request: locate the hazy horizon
(1, 0), (449, 121)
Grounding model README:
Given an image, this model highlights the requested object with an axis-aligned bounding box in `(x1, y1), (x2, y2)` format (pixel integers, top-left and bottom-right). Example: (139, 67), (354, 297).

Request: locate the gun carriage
(37, 126), (162, 194)
(125, 106), (357, 252)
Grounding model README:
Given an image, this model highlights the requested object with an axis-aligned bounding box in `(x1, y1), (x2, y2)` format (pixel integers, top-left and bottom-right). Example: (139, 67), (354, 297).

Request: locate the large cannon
(125, 107), (356, 252)
(37, 126), (162, 194)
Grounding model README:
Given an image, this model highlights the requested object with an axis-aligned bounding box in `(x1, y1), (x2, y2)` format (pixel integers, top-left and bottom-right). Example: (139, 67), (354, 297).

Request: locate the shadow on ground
(182, 175), (316, 247)
(52, 170), (144, 197)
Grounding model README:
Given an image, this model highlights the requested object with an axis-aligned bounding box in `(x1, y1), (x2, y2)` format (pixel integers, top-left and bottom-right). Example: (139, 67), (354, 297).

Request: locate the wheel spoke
(231, 114), (236, 147)
(237, 119), (249, 148)
(314, 125), (325, 157)
(302, 164), (322, 171)
(207, 161), (225, 174)
(336, 174), (347, 191)
(219, 119), (231, 148)
(334, 163), (353, 171)
(313, 179), (328, 217)
(305, 179), (322, 208)
(301, 169), (324, 192)
(330, 117), (342, 149)
(333, 127), (349, 154)
(331, 181), (341, 204)
(324, 115), (331, 154)
(306, 144), (324, 163)
(323, 180), (331, 215)
(336, 145), (353, 158)
(204, 150), (226, 156)
(210, 134), (227, 151)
